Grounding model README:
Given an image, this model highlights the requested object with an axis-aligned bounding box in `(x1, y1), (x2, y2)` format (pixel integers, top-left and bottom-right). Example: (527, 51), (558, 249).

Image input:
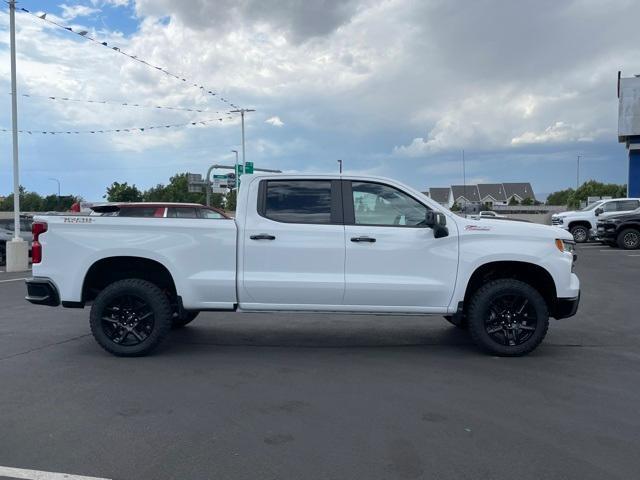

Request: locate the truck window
(264, 180), (332, 224)
(200, 209), (225, 219)
(351, 182), (428, 226)
(167, 207), (198, 218)
(617, 200), (640, 211)
(118, 207), (160, 217)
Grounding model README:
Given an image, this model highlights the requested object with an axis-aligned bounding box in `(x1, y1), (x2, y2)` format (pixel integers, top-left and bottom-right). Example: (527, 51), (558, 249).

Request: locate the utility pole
(6, 0), (28, 272)
(576, 154), (581, 190)
(49, 177), (60, 210)
(230, 109), (255, 174)
(337, 159), (342, 174)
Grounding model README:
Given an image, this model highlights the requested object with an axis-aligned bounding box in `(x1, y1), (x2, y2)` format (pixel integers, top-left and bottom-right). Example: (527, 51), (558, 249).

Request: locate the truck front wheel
(569, 225), (589, 243)
(90, 279), (173, 357)
(467, 279), (549, 356)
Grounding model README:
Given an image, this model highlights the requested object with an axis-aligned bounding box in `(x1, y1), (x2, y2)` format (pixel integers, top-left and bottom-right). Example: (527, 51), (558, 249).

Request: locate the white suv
(551, 198), (640, 242)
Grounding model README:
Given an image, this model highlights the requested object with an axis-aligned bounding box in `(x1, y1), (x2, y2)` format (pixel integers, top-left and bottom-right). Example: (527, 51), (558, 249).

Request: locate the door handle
(250, 234), (276, 240)
(350, 236), (376, 243)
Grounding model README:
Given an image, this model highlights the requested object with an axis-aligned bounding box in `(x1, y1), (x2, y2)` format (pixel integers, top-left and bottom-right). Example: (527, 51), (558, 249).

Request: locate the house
(503, 183), (536, 204)
(451, 185), (480, 206)
(477, 184), (507, 206)
(428, 187), (452, 207)
(424, 182), (537, 209)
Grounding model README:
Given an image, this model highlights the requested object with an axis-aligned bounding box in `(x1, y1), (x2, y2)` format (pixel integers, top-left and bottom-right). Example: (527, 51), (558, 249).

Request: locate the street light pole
(230, 109), (255, 174)
(337, 159), (342, 174)
(231, 150), (239, 180)
(6, 0), (28, 272)
(576, 154), (581, 190)
(9, 0), (20, 238)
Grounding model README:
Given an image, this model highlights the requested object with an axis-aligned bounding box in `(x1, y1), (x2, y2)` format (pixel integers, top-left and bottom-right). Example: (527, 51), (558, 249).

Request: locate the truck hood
(455, 216), (573, 241)
(552, 210), (577, 218)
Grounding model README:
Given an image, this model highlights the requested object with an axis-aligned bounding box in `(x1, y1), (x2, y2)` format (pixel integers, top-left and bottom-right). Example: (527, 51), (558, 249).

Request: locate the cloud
(511, 122), (596, 145)
(134, 0), (363, 43)
(59, 4), (100, 20)
(265, 116), (284, 127)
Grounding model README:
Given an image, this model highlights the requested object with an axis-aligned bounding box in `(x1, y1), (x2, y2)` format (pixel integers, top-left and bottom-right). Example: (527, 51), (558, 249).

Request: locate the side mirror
(595, 207), (603, 216)
(425, 211), (449, 238)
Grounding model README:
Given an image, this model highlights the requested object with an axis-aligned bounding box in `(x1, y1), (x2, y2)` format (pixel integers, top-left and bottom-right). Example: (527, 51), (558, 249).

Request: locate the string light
(0, 116), (234, 135)
(11, 93), (227, 114)
(15, 4), (242, 110)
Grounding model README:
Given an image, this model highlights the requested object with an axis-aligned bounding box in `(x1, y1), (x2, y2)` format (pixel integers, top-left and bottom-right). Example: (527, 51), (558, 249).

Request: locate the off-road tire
(570, 225), (589, 243)
(617, 228), (640, 250)
(90, 279), (172, 357)
(172, 311), (199, 329)
(468, 279), (549, 356)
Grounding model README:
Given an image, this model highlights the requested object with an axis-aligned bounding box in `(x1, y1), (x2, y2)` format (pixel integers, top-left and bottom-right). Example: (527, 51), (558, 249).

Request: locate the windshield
(579, 201), (603, 211)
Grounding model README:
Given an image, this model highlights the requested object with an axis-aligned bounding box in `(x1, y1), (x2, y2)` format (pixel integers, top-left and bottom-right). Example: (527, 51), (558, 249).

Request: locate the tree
(521, 197), (534, 206)
(546, 188), (574, 206)
(105, 182), (143, 202)
(450, 202), (460, 212)
(225, 189), (237, 211)
(508, 197), (520, 206)
(141, 173), (224, 208)
(567, 180), (626, 208)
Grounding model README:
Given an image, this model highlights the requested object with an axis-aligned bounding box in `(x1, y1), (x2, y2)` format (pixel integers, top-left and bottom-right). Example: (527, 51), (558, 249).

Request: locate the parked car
(90, 202), (229, 219)
(470, 211), (505, 220)
(595, 208), (640, 249)
(0, 216), (33, 266)
(26, 174), (579, 358)
(551, 198), (640, 243)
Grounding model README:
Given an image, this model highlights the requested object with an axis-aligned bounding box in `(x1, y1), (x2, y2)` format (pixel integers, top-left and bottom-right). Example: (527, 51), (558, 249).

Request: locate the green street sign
(245, 162), (254, 174)
(236, 165), (244, 175)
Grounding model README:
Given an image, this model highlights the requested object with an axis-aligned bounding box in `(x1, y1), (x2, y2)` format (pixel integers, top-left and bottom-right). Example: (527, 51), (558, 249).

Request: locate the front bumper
(25, 277), (60, 306)
(553, 293), (580, 320)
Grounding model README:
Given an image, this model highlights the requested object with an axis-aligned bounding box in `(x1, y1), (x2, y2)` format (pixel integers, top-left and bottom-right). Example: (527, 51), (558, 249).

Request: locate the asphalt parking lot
(1, 245), (639, 480)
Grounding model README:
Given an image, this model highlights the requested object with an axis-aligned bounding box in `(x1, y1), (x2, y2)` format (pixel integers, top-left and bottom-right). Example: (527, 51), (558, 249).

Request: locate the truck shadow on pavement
(164, 312), (476, 351)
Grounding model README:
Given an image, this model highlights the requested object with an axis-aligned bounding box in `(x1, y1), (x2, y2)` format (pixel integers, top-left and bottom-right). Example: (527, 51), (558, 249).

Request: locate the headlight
(555, 238), (575, 253)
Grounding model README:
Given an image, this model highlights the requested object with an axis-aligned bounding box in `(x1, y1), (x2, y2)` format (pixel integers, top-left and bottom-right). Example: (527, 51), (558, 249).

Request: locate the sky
(1, 0), (639, 201)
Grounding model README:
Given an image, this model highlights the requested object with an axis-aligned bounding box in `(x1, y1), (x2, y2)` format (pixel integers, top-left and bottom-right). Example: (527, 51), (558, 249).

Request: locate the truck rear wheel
(617, 228), (640, 250)
(467, 279), (549, 356)
(90, 279), (172, 357)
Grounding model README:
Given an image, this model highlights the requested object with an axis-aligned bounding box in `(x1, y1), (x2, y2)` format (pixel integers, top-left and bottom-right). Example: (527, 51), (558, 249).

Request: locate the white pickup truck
(551, 198), (640, 242)
(25, 174), (580, 357)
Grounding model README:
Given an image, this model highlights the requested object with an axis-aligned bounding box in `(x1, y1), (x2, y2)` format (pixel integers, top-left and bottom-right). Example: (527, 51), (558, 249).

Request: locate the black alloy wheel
(484, 294), (537, 347)
(101, 294), (155, 346)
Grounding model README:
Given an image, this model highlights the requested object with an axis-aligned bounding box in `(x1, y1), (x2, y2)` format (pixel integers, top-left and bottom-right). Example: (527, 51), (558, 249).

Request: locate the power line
(14, 3), (242, 110)
(11, 93), (227, 114)
(0, 116), (234, 135)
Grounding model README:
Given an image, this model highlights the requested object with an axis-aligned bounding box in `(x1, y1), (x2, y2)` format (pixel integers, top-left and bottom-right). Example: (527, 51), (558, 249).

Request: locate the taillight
(32, 222), (47, 264)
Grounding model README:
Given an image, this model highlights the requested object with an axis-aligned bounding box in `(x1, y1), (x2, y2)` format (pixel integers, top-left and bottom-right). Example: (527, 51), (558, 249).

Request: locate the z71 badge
(63, 217), (93, 224)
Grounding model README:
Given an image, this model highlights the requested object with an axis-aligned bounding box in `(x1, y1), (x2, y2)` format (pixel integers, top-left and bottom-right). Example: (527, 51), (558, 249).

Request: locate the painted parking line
(0, 277), (26, 284)
(0, 466), (110, 480)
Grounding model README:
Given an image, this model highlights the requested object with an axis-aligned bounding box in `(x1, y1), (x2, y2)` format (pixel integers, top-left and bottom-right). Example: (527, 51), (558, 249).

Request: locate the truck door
(342, 180), (458, 311)
(240, 179), (345, 308)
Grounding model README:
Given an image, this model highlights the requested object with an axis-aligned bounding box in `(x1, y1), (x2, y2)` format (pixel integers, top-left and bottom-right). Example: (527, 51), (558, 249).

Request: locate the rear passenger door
(241, 179), (345, 308)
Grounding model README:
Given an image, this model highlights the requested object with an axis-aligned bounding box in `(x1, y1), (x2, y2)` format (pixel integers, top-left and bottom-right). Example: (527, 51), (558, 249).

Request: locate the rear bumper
(25, 277), (60, 306)
(553, 293), (580, 320)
